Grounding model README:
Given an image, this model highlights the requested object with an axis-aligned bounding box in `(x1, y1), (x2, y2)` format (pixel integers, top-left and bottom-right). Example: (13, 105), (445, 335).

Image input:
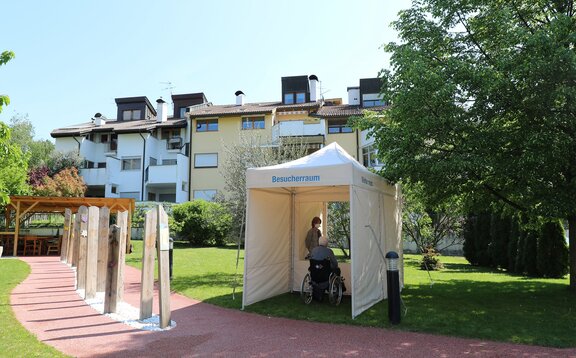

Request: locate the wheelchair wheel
(328, 275), (343, 305)
(301, 273), (313, 304)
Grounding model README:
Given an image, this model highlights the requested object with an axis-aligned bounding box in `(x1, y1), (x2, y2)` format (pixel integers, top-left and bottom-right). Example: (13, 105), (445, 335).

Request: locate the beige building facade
(51, 75), (385, 203)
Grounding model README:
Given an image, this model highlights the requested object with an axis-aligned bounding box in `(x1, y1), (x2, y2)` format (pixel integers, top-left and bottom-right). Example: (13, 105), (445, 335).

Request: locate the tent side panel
(351, 186), (387, 318)
(243, 189), (292, 307)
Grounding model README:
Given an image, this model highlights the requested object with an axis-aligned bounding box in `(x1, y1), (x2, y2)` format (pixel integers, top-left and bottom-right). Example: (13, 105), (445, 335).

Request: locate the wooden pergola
(1, 196), (135, 256)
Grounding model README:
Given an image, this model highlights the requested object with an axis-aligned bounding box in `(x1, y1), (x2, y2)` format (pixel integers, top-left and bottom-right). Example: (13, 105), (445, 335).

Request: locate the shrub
(170, 200), (232, 246)
(537, 220), (569, 278)
(419, 247), (444, 270)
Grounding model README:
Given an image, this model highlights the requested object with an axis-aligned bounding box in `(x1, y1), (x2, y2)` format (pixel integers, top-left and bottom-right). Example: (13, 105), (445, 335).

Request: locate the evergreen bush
(171, 200), (232, 246)
(537, 220), (569, 278)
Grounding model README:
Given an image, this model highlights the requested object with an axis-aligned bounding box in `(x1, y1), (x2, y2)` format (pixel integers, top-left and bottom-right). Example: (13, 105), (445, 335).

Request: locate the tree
(220, 133), (309, 240)
(0, 123), (30, 204)
(538, 220), (570, 278)
(0, 51), (15, 113)
(402, 182), (463, 255)
(33, 167), (86, 197)
(327, 202), (351, 258)
(9, 114), (55, 169)
(170, 200), (232, 246)
(353, 0), (576, 290)
(0, 51), (29, 204)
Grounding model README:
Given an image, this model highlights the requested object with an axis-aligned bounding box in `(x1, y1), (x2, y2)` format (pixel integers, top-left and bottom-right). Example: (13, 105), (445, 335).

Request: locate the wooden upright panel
(60, 208), (72, 262)
(76, 206), (89, 293)
(104, 224), (120, 313)
(97, 207), (110, 292)
(139, 208), (157, 320)
(71, 211), (82, 267)
(157, 205), (171, 328)
(115, 211), (128, 302)
(85, 206), (99, 299)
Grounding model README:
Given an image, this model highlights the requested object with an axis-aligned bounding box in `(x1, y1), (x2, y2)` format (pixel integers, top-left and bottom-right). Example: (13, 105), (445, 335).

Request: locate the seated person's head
(319, 236), (328, 247)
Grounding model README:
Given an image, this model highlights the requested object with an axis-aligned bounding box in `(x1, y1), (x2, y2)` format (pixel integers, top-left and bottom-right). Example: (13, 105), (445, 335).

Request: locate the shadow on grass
(223, 278), (576, 348)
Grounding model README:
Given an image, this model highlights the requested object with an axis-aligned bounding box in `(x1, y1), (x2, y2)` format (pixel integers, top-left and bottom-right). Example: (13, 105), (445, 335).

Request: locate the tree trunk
(569, 214), (576, 292)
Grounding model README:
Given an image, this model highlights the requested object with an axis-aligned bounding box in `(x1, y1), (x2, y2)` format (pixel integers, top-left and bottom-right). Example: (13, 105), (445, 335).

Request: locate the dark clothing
(305, 227), (322, 253)
(310, 245), (338, 271)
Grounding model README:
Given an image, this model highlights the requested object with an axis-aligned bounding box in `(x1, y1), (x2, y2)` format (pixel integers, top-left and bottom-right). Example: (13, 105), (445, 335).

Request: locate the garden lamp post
(386, 251), (401, 324)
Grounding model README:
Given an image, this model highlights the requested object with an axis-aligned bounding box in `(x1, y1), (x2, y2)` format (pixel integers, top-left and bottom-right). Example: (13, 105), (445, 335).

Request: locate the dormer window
(123, 109), (141, 120)
(179, 107), (190, 118)
(363, 99), (385, 107)
(284, 92), (306, 105)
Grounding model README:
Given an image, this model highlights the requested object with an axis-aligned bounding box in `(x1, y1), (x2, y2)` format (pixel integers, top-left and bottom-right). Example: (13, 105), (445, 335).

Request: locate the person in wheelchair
(307, 236), (345, 302)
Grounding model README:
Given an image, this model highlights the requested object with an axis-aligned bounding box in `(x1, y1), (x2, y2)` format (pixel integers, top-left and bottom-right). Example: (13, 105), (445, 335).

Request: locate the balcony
(167, 137), (182, 151)
(271, 119), (326, 144)
(80, 167), (107, 186)
(147, 163), (177, 185)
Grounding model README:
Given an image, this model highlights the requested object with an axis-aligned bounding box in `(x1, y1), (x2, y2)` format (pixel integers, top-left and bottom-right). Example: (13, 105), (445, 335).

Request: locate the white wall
(54, 137), (80, 153)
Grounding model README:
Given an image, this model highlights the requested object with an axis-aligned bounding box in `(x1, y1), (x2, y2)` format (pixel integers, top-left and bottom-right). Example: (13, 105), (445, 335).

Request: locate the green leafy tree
(353, 0), (576, 290)
(402, 183), (463, 256)
(170, 200), (232, 246)
(0, 51), (15, 113)
(0, 51), (30, 204)
(327, 202), (351, 258)
(9, 114), (55, 169)
(0, 123), (30, 204)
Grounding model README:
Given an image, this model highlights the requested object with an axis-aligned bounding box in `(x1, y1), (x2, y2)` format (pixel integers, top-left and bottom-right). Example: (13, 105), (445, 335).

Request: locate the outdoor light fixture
(385, 251), (401, 324)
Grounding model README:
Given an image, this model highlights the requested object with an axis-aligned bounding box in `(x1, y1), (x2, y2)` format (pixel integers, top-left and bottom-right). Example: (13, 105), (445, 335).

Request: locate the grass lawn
(0, 258), (68, 358)
(128, 241), (576, 348)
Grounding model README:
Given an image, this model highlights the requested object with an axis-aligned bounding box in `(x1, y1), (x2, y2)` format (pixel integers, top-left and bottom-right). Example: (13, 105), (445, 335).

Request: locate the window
(161, 129), (180, 140)
(196, 119), (218, 132)
(296, 92), (306, 103)
(159, 193), (176, 203)
(179, 107), (190, 118)
(167, 137), (182, 150)
(162, 159), (177, 165)
(122, 109), (141, 120)
(328, 123), (353, 134)
(107, 134), (118, 152)
(363, 99), (385, 107)
(83, 160), (95, 169)
(149, 157), (157, 166)
(120, 192), (140, 200)
(194, 153), (218, 168)
(97, 162), (106, 168)
(111, 186), (118, 194)
(284, 92), (306, 104)
(242, 117), (265, 130)
(122, 157), (141, 170)
(193, 190), (217, 201)
(100, 134), (109, 143)
(181, 181), (188, 192)
(362, 145), (382, 168)
(148, 192), (156, 201)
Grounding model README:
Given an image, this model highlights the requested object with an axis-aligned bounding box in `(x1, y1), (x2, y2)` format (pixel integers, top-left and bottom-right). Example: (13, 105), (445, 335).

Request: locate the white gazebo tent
(242, 143), (403, 318)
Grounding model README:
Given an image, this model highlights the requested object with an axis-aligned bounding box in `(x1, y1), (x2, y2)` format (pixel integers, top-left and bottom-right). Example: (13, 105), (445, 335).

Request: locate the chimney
(93, 113), (106, 126)
(309, 75), (319, 102)
(235, 90), (245, 106)
(156, 98), (168, 123)
(347, 86), (360, 105)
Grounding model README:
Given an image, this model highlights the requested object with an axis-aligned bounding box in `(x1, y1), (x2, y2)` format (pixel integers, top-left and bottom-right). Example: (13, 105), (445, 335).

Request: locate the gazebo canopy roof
(7, 196), (135, 214)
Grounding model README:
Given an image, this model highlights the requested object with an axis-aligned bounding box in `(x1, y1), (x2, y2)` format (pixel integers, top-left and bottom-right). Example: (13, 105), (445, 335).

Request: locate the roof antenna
(160, 81), (176, 111)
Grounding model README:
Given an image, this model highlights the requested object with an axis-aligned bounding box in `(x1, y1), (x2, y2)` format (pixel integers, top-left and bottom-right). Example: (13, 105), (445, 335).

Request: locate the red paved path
(9, 256), (576, 357)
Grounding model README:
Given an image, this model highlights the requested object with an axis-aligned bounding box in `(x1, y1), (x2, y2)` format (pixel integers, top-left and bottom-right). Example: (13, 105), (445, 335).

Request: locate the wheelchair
(301, 259), (344, 305)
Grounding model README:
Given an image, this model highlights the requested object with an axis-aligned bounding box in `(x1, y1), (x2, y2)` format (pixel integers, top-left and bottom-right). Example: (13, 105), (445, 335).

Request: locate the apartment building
(51, 93), (207, 202)
(51, 75), (385, 203)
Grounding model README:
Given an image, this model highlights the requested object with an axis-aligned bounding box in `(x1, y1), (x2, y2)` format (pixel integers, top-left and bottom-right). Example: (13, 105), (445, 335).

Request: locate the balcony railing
(271, 119), (326, 144)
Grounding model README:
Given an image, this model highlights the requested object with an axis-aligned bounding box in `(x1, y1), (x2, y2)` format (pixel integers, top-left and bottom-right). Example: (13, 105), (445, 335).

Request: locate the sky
(0, 0), (412, 141)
